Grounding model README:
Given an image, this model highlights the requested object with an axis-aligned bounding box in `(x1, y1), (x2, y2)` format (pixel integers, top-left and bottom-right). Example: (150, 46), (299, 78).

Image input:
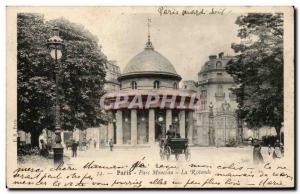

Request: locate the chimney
(218, 52), (224, 59)
(209, 55), (217, 60)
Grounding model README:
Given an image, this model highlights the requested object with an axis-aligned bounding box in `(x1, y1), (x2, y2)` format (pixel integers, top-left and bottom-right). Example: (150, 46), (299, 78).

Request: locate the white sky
(19, 7), (240, 81)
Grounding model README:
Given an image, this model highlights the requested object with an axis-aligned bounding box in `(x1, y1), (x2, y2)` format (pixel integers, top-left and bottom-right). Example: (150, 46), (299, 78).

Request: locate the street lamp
(208, 102), (214, 146)
(158, 116), (164, 122)
(47, 26), (64, 165)
(174, 117), (178, 123)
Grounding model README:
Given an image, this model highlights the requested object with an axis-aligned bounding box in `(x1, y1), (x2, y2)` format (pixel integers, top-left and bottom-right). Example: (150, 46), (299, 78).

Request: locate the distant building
(104, 60), (121, 91)
(182, 80), (197, 91)
(185, 52), (240, 146)
(82, 60), (121, 148)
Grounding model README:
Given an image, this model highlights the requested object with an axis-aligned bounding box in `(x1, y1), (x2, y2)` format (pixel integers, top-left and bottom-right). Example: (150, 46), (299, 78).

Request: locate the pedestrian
(94, 139), (97, 149)
(71, 140), (78, 158)
(280, 142), (284, 157)
(273, 139), (282, 159)
(253, 140), (264, 164)
(87, 138), (92, 149)
(109, 139), (113, 151)
(166, 125), (175, 139)
(268, 144), (272, 155)
(39, 139), (49, 157)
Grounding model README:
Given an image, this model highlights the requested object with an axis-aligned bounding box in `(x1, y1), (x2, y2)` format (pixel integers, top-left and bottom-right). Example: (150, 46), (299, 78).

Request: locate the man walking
(71, 140), (78, 158)
(109, 139), (113, 151)
(93, 139), (97, 149)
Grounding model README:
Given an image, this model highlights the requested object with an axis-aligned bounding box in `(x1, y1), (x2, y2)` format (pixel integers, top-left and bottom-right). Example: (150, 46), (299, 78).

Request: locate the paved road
(65, 146), (277, 166)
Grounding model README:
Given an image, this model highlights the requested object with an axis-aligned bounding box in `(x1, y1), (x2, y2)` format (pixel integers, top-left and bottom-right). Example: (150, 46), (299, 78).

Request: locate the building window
(218, 84), (223, 90)
(201, 101), (207, 110)
(154, 80), (160, 89)
(131, 81), (137, 89)
(173, 82), (178, 89)
(216, 61), (222, 68)
(215, 84), (225, 99)
(200, 90), (207, 98)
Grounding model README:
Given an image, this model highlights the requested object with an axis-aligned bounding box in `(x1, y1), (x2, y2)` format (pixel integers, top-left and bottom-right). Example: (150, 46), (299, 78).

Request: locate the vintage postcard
(6, 6), (295, 189)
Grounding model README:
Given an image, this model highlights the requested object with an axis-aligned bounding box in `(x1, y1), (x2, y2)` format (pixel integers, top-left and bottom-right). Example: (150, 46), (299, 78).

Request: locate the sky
(17, 7), (241, 81)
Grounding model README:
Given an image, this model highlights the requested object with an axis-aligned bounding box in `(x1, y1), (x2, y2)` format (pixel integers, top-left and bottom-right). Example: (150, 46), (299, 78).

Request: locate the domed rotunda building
(104, 36), (197, 146)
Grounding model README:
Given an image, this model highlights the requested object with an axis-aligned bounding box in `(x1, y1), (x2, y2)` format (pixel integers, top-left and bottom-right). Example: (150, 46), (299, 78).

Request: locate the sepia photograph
(6, 6), (295, 189)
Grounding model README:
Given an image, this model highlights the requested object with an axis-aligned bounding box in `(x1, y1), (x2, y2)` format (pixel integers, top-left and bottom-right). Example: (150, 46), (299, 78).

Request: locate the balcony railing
(215, 92), (225, 98)
(197, 77), (234, 85)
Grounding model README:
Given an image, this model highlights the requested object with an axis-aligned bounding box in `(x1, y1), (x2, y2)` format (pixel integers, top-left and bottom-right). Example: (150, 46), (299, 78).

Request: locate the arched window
(216, 61), (222, 68)
(154, 80), (160, 89)
(131, 81), (137, 89)
(217, 84), (223, 91)
(173, 82), (178, 89)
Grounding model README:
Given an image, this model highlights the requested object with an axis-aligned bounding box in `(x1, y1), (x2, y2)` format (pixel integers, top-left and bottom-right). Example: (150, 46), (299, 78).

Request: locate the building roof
(198, 55), (235, 75)
(118, 39), (181, 81)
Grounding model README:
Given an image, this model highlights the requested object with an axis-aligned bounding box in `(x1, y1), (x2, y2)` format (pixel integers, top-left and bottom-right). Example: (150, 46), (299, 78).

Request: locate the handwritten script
(10, 157), (294, 188)
(157, 7), (232, 16)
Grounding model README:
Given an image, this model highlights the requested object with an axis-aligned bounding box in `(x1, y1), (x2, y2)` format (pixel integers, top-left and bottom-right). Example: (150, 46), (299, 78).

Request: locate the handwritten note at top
(157, 7), (231, 16)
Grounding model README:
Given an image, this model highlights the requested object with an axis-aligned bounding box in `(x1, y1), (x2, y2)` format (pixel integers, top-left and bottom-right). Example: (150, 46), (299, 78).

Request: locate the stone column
(166, 109), (172, 130)
(131, 109), (137, 145)
(116, 110), (123, 145)
(187, 111), (194, 144)
(179, 110), (186, 138)
(107, 122), (114, 142)
(148, 109), (155, 144)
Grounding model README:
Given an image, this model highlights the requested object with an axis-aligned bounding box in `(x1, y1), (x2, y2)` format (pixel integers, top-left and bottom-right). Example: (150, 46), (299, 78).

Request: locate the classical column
(166, 109), (172, 130)
(131, 109), (137, 145)
(107, 122), (114, 142)
(148, 109), (155, 144)
(187, 111), (194, 144)
(116, 110), (123, 145)
(179, 110), (186, 138)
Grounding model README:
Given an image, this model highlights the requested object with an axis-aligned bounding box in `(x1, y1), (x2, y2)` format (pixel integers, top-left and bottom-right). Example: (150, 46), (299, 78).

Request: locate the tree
(17, 13), (107, 147)
(226, 13), (283, 139)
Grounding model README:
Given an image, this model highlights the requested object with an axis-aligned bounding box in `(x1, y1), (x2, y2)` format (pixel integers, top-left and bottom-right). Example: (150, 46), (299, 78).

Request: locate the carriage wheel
(185, 147), (191, 161)
(165, 146), (171, 161)
(175, 153), (179, 161)
(160, 147), (165, 160)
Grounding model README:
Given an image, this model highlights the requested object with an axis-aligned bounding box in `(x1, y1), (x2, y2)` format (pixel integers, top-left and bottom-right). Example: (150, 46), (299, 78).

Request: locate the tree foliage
(17, 13), (107, 146)
(226, 13), (283, 137)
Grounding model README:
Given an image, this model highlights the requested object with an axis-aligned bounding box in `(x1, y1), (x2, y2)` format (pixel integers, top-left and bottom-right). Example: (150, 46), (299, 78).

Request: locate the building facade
(104, 60), (121, 91)
(183, 53), (240, 147)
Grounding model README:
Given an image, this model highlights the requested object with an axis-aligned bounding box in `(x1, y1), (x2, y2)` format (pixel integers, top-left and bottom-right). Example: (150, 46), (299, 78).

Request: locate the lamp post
(208, 102), (214, 146)
(47, 26), (64, 165)
(158, 114), (164, 138)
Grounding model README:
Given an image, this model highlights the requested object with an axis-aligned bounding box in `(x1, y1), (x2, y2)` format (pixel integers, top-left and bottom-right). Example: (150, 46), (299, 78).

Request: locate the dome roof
(119, 40), (181, 81)
(123, 49), (178, 74)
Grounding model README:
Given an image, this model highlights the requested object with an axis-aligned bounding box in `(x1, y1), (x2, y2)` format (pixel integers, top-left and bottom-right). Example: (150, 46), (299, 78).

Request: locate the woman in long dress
(253, 141), (264, 164)
(273, 139), (282, 159)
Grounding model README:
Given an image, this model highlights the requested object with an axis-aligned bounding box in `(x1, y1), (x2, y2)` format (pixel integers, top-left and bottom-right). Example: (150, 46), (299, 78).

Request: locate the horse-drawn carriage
(159, 138), (191, 161)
